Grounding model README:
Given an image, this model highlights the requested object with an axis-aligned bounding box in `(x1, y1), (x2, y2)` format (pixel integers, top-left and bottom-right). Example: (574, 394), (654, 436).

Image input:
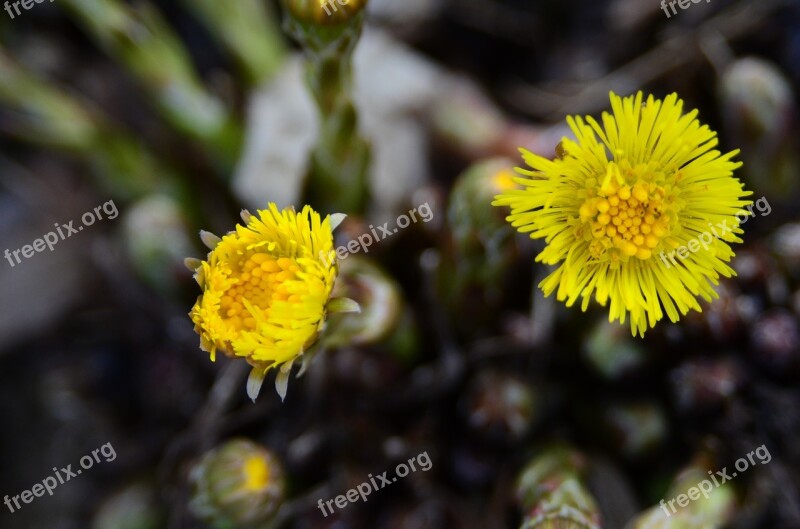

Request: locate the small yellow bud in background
(189, 439), (286, 529)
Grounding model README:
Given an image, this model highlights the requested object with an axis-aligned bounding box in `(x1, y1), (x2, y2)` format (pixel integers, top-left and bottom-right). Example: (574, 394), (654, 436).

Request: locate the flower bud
(325, 256), (419, 359)
(579, 401), (666, 460)
(720, 57), (794, 142)
(719, 57), (798, 197)
(462, 371), (537, 443)
(439, 158), (521, 333)
(282, 0), (368, 26)
(123, 194), (194, 296)
(627, 461), (736, 528)
(583, 319), (647, 379)
(448, 158), (519, 249)
(190, 439), (285, 529)
(515, 446), (602, 529)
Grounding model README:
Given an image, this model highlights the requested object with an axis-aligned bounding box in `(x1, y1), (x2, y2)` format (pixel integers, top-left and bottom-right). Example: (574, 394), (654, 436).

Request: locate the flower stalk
(282, 0), (371, 215)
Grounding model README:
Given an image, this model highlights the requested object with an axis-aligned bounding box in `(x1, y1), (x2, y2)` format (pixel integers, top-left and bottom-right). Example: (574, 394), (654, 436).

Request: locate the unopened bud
(463, 371), (538, 442)
(282, 0), (368, 26)
(123, 195), (194, 296)
(515, 446), (602, 529)
(190, 439), (285, 528)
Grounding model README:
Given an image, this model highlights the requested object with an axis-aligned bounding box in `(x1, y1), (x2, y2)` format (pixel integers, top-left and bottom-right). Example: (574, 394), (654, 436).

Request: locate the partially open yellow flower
(188, 203), (352, 399)
(494, 92), (751, 336)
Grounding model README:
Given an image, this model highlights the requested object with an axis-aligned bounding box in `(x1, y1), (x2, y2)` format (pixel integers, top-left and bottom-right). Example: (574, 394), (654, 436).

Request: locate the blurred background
(1, 0), (799, 528)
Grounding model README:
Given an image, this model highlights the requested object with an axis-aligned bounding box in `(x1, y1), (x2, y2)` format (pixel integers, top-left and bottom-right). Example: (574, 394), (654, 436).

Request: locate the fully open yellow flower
(494, 92), (751, 336)
(189, 203), (346, 399)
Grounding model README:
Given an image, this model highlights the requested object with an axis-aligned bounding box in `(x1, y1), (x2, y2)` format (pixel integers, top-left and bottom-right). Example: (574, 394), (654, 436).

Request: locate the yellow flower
(188, 203), (352, 399)
(493, 92), (751, 336)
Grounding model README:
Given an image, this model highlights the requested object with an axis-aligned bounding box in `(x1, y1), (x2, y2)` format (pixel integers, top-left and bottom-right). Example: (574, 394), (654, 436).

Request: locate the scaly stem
(282, 4), (371, 214)
(515, 446), (603, 529)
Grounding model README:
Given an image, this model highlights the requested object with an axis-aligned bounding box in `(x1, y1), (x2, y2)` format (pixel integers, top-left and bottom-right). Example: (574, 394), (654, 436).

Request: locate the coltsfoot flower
(187, 203), (357, 400)
(494, 91), (752, 336)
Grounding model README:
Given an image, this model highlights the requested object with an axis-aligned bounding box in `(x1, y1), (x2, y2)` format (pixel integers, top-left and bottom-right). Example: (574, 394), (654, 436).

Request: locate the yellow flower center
(219, 254), (301, 332)
(579, 161), (674, 261)
(241, 455), (270, 491)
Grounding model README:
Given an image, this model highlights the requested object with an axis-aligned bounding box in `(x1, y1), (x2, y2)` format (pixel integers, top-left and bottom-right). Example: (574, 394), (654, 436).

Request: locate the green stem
(179, 0), (286, 86)
(60, 0), (242, 169)
(0, 49), (166, 200)
(284, 13), (371, 215)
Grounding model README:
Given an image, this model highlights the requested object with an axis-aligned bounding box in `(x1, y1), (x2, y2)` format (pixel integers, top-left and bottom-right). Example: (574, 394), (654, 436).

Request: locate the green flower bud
(123, 195), (194, 296)
(598, 402), (667, 460)
(627, 461), (736, 528)
(190, 439), (285, 529)
(584, 319), (647, 380)
(325, 256), (418, 360)
(439, 158), (520, 332)
(515, 446), (602, 529)
(449, 158), (519, 251)
(326, 256), (401, 344)
(720, 57), (793, 141)
(719, 57), (798, 197)
(463, 371), (538, 442)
